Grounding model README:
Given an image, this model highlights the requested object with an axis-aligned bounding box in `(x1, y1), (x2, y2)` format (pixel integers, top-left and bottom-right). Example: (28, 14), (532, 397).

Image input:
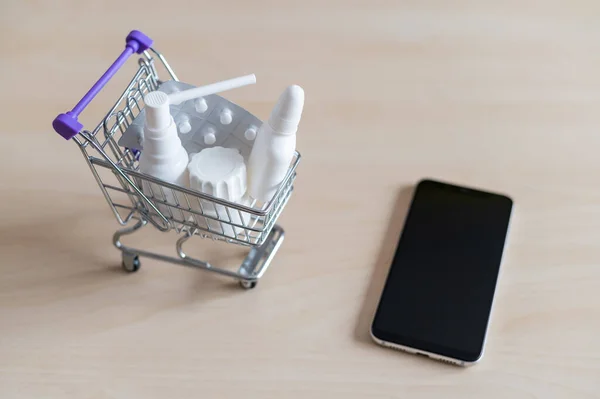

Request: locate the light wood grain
(1, 0), (600, 397)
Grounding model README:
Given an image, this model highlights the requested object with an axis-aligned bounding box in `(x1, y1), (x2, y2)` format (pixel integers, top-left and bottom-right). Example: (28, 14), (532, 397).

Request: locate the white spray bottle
(139, 90), (189, 222)
(248, 85), (304, 203)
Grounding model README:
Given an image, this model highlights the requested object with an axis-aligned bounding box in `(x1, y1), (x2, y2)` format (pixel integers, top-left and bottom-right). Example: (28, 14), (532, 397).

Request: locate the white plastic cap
(220, 108), (233, 125)
(188, 147), (247, 201)
(144, 91), (172, 132)
(268, 85), (304, 135)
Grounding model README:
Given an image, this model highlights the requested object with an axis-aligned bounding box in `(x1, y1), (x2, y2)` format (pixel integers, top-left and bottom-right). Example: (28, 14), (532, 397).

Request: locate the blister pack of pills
(118, 80), (262, 160)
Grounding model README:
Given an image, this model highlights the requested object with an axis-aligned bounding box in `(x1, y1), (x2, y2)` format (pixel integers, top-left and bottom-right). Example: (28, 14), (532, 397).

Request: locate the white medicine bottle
(248, 85), (304, 203)
(139, 91), (189, 220)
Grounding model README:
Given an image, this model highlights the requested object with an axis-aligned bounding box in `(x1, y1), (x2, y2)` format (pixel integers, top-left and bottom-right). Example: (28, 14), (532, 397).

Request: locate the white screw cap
(188, 147), (247, 201)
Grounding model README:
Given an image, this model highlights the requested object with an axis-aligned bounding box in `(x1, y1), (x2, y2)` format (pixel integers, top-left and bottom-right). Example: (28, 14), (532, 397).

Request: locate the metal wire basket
(52, 30), (300, 289)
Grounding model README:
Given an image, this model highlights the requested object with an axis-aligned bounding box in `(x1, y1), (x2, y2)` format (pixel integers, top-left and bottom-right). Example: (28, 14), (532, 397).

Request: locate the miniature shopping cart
(52, 30), (300, 289)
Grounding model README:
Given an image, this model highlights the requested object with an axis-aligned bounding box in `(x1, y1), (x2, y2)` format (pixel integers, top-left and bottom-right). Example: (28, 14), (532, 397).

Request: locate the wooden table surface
(1, 1), (599, 397)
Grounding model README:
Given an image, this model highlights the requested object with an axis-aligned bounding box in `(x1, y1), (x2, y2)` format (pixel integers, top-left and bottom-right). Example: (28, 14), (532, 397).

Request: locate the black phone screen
(371, 179), (513, 362)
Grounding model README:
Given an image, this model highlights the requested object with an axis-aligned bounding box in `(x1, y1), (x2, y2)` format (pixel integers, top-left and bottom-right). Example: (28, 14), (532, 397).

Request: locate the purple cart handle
(52, 30), (153, 140)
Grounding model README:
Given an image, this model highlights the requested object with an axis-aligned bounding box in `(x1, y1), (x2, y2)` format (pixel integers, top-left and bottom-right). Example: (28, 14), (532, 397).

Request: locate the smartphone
(371, 179), (513, 366)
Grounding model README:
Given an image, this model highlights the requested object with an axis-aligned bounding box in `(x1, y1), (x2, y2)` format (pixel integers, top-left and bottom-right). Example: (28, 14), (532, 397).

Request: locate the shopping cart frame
(52, 30), (300, 289)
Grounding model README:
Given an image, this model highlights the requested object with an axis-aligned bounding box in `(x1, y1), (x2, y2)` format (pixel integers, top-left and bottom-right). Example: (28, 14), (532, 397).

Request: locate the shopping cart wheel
(239, 280), (257, 289)
(122, 253), (141, 272)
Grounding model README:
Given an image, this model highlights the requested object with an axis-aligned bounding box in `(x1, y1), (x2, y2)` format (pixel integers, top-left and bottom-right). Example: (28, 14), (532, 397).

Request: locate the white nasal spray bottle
(140, 91), (189, 222)
(141, 91), (189, 185)
(248, 85), (304, 203)
(139, 74), (257, 221)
